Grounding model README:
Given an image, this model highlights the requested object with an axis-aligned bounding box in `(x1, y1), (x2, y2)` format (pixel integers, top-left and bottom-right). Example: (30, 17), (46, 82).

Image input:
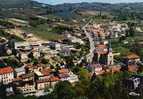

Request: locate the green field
(23, 24), (64, 40)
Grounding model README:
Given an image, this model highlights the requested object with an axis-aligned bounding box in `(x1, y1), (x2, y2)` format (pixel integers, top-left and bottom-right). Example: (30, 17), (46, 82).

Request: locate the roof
(59, 68), (69, 74)
(59, 74), (70, 78)
(34, 70), (43, 76)
(49, 76), (60, 82)
(127, 53), (140, 59)
(41, 68), (52, 76)
(15, 66), (25, 73)
(37, 76), (60, 83)
(0, 66), (14, 75)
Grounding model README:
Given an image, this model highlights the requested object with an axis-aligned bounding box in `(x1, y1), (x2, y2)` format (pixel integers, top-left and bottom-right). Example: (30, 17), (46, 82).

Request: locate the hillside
(0, 0), (42, 8)
(0, 0), (49, 19)
(0, 1), (143, 20)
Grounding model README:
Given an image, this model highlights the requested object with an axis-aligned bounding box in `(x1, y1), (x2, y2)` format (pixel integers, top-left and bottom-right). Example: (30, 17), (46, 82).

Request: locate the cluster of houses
(0, 36), (81, 96)
(108, 22), (129, 38)
(86, 22), (129, 41)
(0, 63), (79, 95)
(84, 22), (141, 77)
(0, 19), (142, 97)
(14, 41), (78, 63)
(91, 41), (141, 75)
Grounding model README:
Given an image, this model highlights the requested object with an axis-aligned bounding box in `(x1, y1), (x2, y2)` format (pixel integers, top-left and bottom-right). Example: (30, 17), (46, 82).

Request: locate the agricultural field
(23, 24), (64, 40)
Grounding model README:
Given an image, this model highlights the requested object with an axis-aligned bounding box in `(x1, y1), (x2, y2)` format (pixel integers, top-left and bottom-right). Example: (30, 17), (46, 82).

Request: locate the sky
(34, 0), (143, 5)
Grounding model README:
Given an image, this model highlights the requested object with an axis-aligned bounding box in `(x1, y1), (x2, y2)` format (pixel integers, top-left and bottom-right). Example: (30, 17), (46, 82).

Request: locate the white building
(0, 66), (14, 84)
(68, 72), (79, 83)
(15, 66), (26, 77)
(20, 53), (29, 63)
(17, 84), (36, 94)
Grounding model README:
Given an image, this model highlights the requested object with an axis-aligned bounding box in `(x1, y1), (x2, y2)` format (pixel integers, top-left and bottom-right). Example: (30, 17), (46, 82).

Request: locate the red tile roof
(0, 66), (14, 75)
(41, 68), (52, 76)
(49, 76), (60, 82)
(59, 68), (69, 74)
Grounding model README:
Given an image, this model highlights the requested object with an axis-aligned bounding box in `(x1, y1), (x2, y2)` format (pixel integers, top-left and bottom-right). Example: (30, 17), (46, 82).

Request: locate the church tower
(107, 38), (114, 65)
(107, 48), (114, 65)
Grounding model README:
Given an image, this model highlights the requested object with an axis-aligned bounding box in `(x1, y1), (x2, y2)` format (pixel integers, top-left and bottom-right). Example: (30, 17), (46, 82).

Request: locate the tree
(52, 81), (76, 99)
(78, 68), (90, 80)
(74, 79), (90, 97)
(127, 22), (136, 37)
(114, 46), (130, 57)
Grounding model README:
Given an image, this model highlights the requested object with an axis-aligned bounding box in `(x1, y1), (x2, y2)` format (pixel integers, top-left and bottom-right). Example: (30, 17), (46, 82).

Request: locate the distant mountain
(0, 0), (143, 20)
(0, 0), (43, 8)
(52, 2), (143, 12)
(0, 0), (143, 13)
(49, 2), (143, 20)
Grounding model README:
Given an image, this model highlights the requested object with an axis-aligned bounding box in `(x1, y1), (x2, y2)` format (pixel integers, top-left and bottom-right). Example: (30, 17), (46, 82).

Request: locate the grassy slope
(23, 24), (64, 40)
(0, 30), (24, 41)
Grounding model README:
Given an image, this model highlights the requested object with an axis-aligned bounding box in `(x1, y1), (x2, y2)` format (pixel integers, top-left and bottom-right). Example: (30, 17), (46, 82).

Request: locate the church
(93, 41), (114, 66)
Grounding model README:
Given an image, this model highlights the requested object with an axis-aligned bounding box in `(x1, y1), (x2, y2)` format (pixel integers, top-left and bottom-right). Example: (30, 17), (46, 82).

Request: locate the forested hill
(0, 0), (143, 20)
(52, 2), (143, 12)
(0, 0), (42, 8)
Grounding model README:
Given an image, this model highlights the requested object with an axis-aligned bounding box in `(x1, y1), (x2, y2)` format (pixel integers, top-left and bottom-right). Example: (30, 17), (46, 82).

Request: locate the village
(0, 16), (143, 98)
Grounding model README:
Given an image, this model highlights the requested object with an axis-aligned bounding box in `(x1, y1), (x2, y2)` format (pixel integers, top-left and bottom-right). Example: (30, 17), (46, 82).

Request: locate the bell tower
(107, 48), (114, 65)
(107, 37), (114, 65)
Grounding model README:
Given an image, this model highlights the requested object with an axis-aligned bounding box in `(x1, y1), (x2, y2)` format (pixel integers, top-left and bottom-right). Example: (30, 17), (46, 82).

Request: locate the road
(0, 55), (15, 59)
(82, 19), (96, 63)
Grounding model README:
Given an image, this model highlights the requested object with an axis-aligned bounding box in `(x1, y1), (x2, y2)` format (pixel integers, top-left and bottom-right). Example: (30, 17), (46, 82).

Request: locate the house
(49, 75), (60, 88)
(58, 68), (79, 83)
(0, 66), (14, 84)
(33, 51), (41, 59)
(59, 68), (70, 81)
(36, 79), (50, 90)
(36, 75), (60, 90)
(16, 81), (36, 94)
(20, 52), (29, 63)
(15, 66), (26, 77)
(68, 72), (79, 83)
(55, 43), (61, 51)
(128, 64), (139, 73)
(20, 73), (34, 82)
(25, 64), (44, 73)
(109, 65), (121, 74)
(13, 72), (36, 94)
(15, 42), (30, 50)
(60, 47), (71, 56)
(92, 64), (105, 75)
(123, 75), (143, 96)
(36, 67), (78, 90)
(35, 68), (52, 90)
(126, 53), (140, 64)
(6, 87), (14, 96)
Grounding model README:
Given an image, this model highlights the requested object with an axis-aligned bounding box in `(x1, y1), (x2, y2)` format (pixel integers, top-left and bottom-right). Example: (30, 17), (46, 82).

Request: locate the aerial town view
(0, 0), (143, 99)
